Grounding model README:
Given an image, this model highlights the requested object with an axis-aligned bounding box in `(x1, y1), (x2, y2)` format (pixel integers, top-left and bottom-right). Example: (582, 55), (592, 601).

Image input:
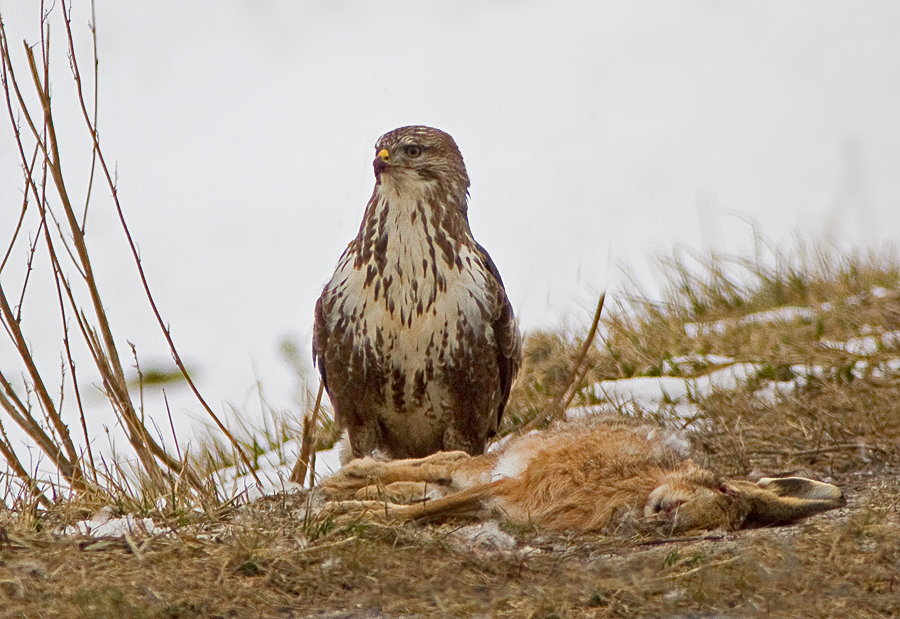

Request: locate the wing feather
(474, 242), (522, 429)
(312, 294), (329, 393)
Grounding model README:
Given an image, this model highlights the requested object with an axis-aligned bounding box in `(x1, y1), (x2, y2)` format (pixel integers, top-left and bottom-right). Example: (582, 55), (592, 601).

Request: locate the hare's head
(644, 469), (845, 533)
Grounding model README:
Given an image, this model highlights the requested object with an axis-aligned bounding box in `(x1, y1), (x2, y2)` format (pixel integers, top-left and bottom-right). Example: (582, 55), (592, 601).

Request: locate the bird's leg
(345, 422), (379, 460)
(441, 425), (486, 456)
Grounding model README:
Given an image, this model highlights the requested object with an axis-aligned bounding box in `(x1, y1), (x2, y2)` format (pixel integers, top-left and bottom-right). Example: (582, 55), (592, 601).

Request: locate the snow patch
(213, 439), (343, 502)
(661, 354), (735, 374)
(446, 521), (519, 555)
(589, 363), (761, 418)
(685, 306), (816, 338)
(822, 330), (900, 355)
(65, 506), (165, 538)
(754, 380), (796, 404)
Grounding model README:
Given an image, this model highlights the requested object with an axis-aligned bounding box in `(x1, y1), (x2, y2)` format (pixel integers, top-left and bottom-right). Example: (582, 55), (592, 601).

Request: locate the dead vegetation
(2, 4), (900, 617)
(0, 468), (898, 618)
(2, 226), (898, 618)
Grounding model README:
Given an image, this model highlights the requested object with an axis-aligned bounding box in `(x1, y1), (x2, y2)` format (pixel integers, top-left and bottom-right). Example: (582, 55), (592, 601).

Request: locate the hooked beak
(373, 148), (390, 176)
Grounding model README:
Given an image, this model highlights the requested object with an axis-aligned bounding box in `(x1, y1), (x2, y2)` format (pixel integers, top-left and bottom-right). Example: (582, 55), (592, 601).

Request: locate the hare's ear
(738, 477), (845, 526)
(757, 477), (845, 502)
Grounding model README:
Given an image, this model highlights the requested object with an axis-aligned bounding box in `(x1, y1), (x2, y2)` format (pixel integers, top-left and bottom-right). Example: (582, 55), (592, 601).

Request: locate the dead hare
(320, 421), (845, 534)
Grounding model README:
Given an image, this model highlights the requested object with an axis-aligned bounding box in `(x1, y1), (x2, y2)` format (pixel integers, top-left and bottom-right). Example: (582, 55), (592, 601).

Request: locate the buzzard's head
(372, 126), (470, 208)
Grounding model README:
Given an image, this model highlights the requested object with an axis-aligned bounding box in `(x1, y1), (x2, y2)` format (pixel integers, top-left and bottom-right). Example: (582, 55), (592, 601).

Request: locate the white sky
(1, 1), (899, 447)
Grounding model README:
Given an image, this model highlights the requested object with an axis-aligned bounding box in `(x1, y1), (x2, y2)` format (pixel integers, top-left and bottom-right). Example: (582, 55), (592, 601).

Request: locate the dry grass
(596, 241), (900, 381)
(0, 473), (898, 618)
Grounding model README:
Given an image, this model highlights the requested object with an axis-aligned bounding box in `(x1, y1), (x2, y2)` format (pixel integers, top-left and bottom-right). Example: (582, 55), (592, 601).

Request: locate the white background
(1, 1), (898, 448)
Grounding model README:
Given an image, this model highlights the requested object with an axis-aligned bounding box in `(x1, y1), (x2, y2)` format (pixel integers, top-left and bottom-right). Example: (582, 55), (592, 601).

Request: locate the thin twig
(290, 381), (324, 486)
(636, 533), (726, 547)
(0, 416), (51, 508)
(80, 0), (100, 231)
(0, 142), (38, 275)
(164, 392), (182, 462)
(523, 291), (606, 431)
(747, 443), (890, 458)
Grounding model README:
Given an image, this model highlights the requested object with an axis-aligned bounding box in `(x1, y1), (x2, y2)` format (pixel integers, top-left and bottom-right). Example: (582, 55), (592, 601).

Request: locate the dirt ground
(0, 458), (898, 618)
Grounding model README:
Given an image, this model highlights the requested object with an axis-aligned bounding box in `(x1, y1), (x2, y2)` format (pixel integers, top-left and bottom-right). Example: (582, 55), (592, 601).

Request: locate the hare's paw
(354, 481), (448, 503)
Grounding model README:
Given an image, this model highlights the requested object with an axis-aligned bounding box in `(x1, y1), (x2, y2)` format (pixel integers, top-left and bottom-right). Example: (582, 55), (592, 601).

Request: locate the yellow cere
(377, 148), (390, 160)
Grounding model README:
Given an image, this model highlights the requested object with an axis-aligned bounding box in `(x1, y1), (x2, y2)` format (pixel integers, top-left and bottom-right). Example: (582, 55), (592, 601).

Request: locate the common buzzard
(313, 126), (522, 460)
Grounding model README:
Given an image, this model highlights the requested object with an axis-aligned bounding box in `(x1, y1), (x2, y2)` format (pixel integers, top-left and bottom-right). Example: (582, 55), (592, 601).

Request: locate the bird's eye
(404, 145), (422, 158)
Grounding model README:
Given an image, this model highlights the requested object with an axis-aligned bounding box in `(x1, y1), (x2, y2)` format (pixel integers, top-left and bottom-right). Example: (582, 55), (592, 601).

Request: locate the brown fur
(321, 421), (845, 534)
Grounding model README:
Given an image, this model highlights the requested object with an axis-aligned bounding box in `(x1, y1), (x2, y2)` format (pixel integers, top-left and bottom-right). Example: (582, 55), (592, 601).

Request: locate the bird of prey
(313, 125), (522, 461)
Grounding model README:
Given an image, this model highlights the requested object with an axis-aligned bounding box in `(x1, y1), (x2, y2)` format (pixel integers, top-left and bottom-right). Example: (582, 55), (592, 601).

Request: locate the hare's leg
(354, 481), (447, 503)
(327, 480), (503, 524)
(321, 451), (470, 498)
